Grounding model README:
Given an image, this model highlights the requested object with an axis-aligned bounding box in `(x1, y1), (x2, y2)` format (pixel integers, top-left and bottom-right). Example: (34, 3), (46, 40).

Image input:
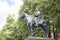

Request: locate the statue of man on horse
(19, 8), (52, 38)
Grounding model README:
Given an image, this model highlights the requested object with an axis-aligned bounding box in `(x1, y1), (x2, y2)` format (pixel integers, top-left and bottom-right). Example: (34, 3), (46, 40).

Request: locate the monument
(19, 8), (53, 40)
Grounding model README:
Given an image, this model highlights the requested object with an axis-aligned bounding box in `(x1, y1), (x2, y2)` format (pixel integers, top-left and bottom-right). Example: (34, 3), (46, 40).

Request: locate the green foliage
(18, 0), (60, 39)
(1, 14), (20, 40)
(18, 0), (50, 39)
(0, 0), (60, 40)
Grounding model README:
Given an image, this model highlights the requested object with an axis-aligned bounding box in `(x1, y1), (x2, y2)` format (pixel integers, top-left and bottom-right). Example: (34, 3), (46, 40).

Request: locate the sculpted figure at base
(19, 8), (51, 38)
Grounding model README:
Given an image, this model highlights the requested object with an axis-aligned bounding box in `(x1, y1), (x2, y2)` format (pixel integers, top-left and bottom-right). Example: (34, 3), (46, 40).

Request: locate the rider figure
(32, 8), (40, 26)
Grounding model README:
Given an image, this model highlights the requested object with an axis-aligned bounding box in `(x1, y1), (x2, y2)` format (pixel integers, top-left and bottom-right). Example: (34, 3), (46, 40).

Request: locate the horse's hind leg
(42, 26), (49, 38)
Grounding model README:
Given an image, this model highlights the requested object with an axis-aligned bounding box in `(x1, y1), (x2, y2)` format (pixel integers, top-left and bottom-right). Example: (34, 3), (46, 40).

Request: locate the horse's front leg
(30, 23), (33, 37)
(28, 25), (31, 37)
(28, 23), (33, 37)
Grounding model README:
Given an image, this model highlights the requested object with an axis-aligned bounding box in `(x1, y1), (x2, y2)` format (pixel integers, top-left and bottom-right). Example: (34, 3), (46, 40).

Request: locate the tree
(1, 14), (20, 40)
(18, 0), (50, 39)
(18, 0), (60, 40)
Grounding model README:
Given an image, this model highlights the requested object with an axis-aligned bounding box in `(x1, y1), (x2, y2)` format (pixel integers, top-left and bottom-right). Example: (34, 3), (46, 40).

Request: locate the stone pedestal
(25, 37), (54, 40)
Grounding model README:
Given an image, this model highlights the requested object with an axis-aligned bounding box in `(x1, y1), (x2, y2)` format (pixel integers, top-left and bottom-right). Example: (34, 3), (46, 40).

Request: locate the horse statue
(19, 12), (51, 38)
(19, 9), (51, 38)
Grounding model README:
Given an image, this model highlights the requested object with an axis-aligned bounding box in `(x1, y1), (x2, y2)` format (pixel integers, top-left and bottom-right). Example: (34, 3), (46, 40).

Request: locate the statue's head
(34, 8), (40, 17)
(19, 12), (25, 19)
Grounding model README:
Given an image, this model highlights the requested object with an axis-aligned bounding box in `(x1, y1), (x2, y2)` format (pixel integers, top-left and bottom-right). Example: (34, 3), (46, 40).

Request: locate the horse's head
(19, 12), (25, 19)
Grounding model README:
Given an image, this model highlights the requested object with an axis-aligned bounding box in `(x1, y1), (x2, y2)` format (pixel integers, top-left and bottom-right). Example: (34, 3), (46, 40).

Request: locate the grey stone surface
(24, 37), (53, 40)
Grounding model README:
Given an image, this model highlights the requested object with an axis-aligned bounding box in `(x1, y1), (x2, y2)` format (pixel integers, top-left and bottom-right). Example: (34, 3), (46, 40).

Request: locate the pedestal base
(25, 37), (53, 40)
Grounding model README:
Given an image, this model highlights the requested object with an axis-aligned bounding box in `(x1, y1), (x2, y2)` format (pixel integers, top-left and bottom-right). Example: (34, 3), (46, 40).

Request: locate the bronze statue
(19, 8), (51, 38)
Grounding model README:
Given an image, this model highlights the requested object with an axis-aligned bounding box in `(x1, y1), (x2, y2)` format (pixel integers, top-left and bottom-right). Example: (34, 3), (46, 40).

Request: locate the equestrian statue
(19, 8), (51, 38)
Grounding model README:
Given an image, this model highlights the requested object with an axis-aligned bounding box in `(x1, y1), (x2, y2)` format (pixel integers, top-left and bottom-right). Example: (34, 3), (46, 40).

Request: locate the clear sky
(0, 0), (23, 30)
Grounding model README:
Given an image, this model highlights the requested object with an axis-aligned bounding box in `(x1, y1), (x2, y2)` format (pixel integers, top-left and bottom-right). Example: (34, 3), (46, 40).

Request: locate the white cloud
(0, 0), (23, 30)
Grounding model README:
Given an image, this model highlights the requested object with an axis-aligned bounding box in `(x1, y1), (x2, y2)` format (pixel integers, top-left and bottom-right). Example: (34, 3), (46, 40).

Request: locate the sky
(0, 0), (23, 30)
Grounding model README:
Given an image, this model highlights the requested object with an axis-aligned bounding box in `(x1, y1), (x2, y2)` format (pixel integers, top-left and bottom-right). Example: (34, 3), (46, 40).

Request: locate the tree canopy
(0, 0), (60, 40)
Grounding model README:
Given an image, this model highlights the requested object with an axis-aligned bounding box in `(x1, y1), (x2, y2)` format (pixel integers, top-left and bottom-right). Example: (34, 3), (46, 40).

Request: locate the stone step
(25, 37), (54, 40)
